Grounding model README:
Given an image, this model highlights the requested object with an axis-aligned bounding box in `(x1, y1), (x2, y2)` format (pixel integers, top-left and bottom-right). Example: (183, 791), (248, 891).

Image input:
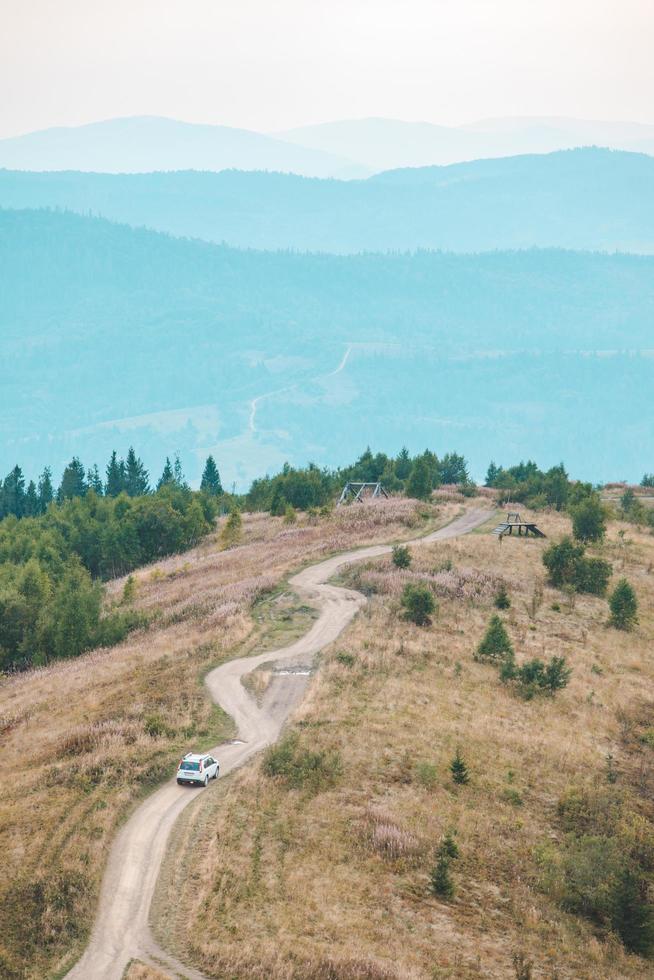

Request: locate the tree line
(0, 449), (223, 520)
(245, 446), (470, 512)
(0, 476), (221, 672)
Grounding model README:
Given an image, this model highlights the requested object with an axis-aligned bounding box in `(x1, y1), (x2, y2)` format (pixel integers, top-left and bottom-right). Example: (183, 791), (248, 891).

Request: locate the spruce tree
(105, 451), (125, 497)
(392, 544), (412, 569)
(221, 507), (242, 548)
(23, 480), (39, 517)
(2, 466), (26, 517)
(87, 464), (104, 495)
(157, 457), (174, 489)
(485, 461), (501, 487)
(439, 832), (460, 860)
(124, 447), (150, 497)
(200, 455), (223, 496)
(609, 578), (638, 631)
(395, 446), (412, 480)
(450, 748), (470, 785)
(429, 852), (455, 900)
(476, 614), (513, 661)
(37, 466), (54, 513)
(494, 583), (511, 609)
(173, 453), (188, 490)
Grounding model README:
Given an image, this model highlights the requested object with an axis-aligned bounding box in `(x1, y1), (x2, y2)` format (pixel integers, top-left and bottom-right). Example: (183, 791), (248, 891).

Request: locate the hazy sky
(2, 0), (653, 138)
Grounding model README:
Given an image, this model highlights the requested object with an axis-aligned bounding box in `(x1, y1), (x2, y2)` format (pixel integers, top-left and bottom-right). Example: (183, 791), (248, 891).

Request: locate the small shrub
(400, 583), (436, 626)
(450, 748), (470, 785)
(144, 713), (168, 738)
(391, 544), (412, 569)
(512, 951), (534, 980)
(221, 507), (242, 548)
(283, 504), (297, 525)
(543, 537), (611, 596)
(503, 788), (524, 807)
(262, 733), (341, 794)
(494, 583), (511, 609)
(501, 655), (571, 698)
(572, 495), (607, 543)
(609, 578), (638, 631)
(414, 761), (438, 789)
(475, 614), (513, 661)
(122, 574), (137, 603)
(335, 651), (355, 667)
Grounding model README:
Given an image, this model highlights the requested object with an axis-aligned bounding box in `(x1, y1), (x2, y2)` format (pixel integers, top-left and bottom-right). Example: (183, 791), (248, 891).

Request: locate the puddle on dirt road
(274, 666), (313, 676)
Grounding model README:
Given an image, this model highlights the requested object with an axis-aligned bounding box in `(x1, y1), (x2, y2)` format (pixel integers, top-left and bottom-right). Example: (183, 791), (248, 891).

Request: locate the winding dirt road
(66, 507), (490, 980)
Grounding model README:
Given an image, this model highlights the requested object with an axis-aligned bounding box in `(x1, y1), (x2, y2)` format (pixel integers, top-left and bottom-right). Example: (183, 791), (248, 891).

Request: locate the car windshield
(180, 760), (201, 771)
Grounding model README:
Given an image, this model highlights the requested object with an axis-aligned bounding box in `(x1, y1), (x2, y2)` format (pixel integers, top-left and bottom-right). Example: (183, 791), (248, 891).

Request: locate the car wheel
(204, 774), (209, 787)
(213, 768), (218, 780)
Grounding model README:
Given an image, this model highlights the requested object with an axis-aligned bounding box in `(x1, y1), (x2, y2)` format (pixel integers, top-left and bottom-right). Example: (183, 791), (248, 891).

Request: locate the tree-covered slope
(2, 207), (654, 485)
(1, 147), (653, 252)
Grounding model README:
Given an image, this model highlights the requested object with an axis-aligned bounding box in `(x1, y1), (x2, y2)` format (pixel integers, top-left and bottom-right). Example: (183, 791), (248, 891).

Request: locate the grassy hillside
(0, 497), (448, 979)
(1, 148), (653, 252)
(155, 508), (654, 979)
(2, 208), (654, 485)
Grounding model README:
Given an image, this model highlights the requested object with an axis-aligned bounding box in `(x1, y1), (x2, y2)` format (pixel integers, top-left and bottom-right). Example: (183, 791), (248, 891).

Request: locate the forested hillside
(2, 207), (654, 486)
(1, 147), (653, 252)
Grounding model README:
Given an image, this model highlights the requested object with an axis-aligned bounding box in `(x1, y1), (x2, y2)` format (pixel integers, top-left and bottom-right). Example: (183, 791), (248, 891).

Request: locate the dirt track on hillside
(66, 508), (491, 980)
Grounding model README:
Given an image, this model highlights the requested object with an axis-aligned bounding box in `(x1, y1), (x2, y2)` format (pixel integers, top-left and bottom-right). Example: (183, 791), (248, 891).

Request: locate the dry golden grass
(158, 509), (654, 979)
(0, 497), (450, 979)
(123, 961), (170, 980)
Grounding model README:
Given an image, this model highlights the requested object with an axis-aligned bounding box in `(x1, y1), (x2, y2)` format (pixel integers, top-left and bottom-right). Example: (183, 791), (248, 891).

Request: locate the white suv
(176, 752), (220, 787)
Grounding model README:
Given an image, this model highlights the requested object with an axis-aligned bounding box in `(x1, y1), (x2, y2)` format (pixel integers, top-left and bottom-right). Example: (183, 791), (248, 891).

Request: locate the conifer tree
(429, 852), (455, 900)
(476, 614), (513, 661)
(2, 466), (26, 517)
(124, 447), (150, 497)
(395, 446), (412, 480)
(200, 455), (223, 496)
(37, 466), (54, 513)
(494, 583), (511, 609)
(485, 460), (501, 487)
(173, 453), (188, 490)
(157, 457), (174, 490)
(58, 458), (87, 501)
(86, 464), (104, 495)
(439, 831), (460, 860)
(609, 578), (639, 631)
(24, 480), (39, 517)
(105, 451), (125, 497)
(450, 748), (470, 785)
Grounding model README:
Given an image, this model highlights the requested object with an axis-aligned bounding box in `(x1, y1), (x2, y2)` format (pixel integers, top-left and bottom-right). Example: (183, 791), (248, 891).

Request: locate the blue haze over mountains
(1, 115), (653, 488)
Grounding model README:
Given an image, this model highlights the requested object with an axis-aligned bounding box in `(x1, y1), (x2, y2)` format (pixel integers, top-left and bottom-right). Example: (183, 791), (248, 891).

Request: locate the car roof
(182, 752), (212, 761)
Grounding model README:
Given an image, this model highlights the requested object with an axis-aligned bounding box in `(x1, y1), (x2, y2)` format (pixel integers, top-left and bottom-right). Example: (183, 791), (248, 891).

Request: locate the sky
(2, 0), (653, 138)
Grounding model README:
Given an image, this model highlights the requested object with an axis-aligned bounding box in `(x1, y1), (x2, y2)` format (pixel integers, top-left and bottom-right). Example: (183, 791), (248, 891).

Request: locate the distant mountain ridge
(2, 147), (653, 253)
(0, 116), (365, 178)
(2, 114), (654, 177)
(277, 114), (654, 170)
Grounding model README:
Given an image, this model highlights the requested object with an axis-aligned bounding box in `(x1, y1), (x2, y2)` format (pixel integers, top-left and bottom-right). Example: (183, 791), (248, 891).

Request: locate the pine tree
(392, 544), (412, 569)
(476, 614), (513, 661)
(200, 455), (223, 496)
(124, 447), (150, 497)
(450, 748), (470, 785)
(122, 575), (137, 604)
(429, 852), (455, 900)
(609, 578), (638, 631)
(37, 466), (54, 513)
(157, 457), (174, 489)
(270, 487), (286, 516)
(58, 458), (87, 501)
(87, 464), (104, 495)
(572, 495), (606, 543)
(105, 451), (125, 497)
